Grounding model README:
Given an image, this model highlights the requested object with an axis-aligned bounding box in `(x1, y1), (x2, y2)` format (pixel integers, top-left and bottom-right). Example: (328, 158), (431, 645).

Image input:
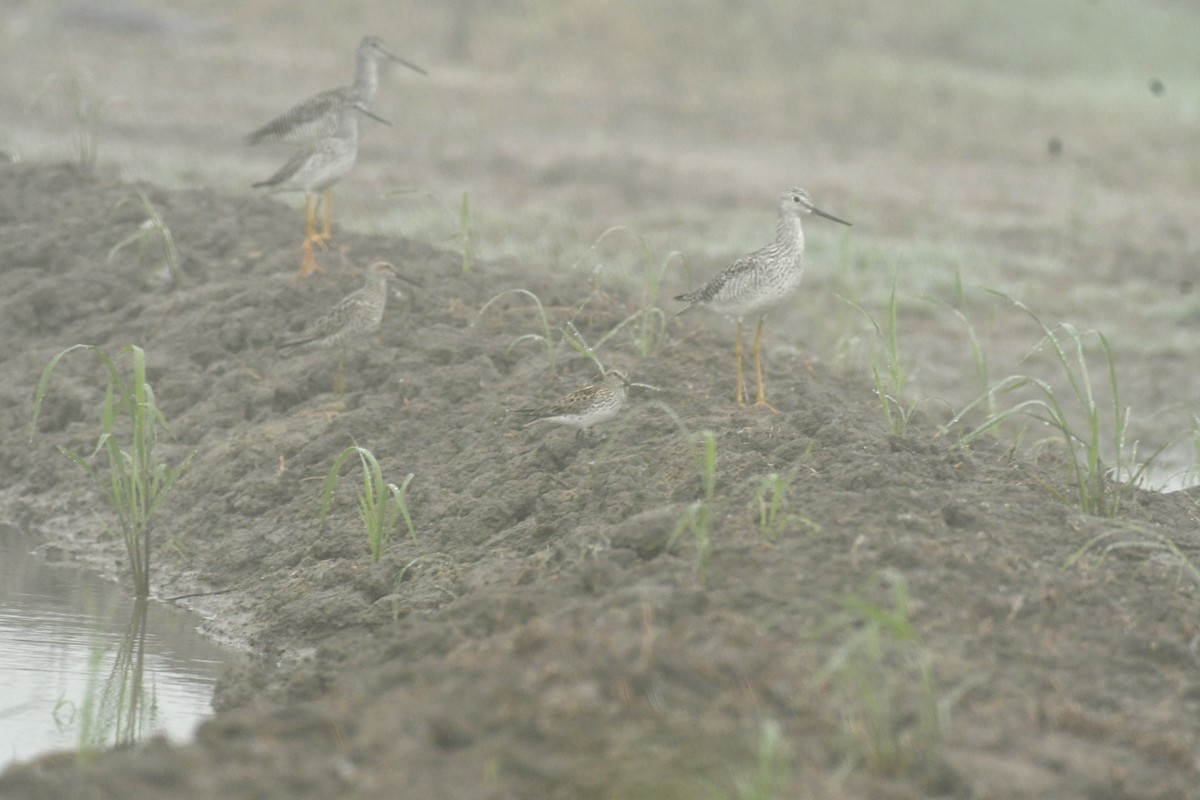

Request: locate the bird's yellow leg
(752, 317), (779, 412)
(298, 193), (323, 276)
(299, 236), (319, 277)
(316, 189), (333, 247)
(735, 320), (747, 406)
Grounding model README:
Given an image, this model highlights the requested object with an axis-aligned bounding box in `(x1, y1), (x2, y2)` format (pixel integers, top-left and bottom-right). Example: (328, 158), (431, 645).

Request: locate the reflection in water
(82, 599), (150, 754)
(0, 534), (229, 768)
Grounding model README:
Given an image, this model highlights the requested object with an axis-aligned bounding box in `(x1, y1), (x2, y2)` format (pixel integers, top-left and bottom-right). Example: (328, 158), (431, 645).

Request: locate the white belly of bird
(552, 403), (620, 430)
(716, 262), (803, 320)
(306, 146), (357, 192)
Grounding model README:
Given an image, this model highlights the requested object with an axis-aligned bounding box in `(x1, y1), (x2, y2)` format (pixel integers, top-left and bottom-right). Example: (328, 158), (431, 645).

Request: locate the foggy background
(3, 0), (1198, 474)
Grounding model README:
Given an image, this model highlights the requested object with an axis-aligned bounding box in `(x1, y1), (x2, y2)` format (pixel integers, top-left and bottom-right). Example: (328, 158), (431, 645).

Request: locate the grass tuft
(108, 190), (183, 288)
(841, 271), (918, 436)
(751, 467), (815, 541)
(947, 292), (1169, 517)
(31, 344), (193, 598)
(320, 445), (415, 561)
(570, 224), (682, 358)
(812, 571), (944, 775)
(30, 68), (105, 171)
(727, 719), (790, 800)
(459, 191), (475, 274)
(669, 429), (718, 587)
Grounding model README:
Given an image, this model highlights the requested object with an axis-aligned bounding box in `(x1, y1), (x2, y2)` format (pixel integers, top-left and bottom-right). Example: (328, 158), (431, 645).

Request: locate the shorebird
(278, 260), (400, 393)
(515, 370), (631, 436)
(253, 102), (387, 276)
(246, 36), (425, 146)
(675, 187), (850, 411)
(246, 36), (425, 254)
(279, 260), (398, 352)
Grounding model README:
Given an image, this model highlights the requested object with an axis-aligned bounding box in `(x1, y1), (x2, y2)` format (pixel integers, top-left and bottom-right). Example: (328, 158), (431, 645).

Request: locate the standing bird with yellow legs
(253, 102), (388, 276)
(675, 187), (850, 411)
(246, 36), (426, 256)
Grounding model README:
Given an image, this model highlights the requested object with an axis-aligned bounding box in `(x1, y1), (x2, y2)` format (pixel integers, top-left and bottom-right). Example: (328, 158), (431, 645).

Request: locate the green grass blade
(319, 446), (359, 530)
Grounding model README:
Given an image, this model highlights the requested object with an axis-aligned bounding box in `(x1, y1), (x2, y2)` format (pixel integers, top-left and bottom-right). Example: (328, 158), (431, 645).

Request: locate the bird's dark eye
(792, 195), (801, 203)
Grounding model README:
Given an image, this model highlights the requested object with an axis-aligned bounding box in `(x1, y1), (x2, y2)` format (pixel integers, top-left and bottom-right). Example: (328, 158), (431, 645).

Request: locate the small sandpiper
(515, 370), (631, 436)
(675, 187), (850, 410)
(278, 260), (399, 393)
(278, 260), (397, 352)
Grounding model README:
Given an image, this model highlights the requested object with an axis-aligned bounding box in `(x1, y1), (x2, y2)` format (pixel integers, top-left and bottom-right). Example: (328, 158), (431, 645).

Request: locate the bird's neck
(775, 212), (805, 254)
(366, 272), (387, 295)
(353, 55), (380, 104)
(336, 114), (360, 141)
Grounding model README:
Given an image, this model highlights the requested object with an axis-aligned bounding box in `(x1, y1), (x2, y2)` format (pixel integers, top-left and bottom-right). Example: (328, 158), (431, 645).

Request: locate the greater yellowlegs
(675, 187), (850, 410)
(253, 102), (387, 276)
(246, 36), (425, 256)
(278, 261), (398, 352)
(515, 370), (631, 435)
(246, 36), (425, 146)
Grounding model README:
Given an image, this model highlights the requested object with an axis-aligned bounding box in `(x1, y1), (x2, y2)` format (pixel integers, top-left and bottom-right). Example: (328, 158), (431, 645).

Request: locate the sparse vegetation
(570, 225), (681, 358)
(476, 287), (582, 371)
(107, 190), (183, 287)
(30, 345), (193, 598)
(30, 68), (105, 171)
(459, 191), (475, 274)
(726, 720), (790, 800)
(560, 319), (607, 374)
(751, 469), (806, 541)
(812, 571), (944, 775)
(1066, 523), (1200, 588)
(320, 445), (416, 561)
(842, 272), (918, 437)
(669, 429), (719, 587)
(925, 280), (997, 421)
(949, 293), (1169, 517)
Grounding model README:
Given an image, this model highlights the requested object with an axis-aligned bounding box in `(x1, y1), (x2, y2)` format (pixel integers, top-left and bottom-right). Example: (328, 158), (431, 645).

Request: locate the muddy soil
(0, 159), (1198, 798)
(2, 3), (1200, 799)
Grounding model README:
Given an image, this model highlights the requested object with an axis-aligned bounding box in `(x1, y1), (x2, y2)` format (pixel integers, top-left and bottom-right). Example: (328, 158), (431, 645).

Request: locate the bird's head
(359, 36), (427, 76)
(369, 261), (398, 279)
(779, 187), (852, 227)
(604, 369), (631, 389)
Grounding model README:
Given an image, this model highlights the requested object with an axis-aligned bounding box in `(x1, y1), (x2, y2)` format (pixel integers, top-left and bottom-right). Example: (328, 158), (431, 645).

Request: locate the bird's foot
(297, 240), (324, 277)
(751, 399), (780, 413)
(297, 256), (323, 277)
(574, 428), (606, 446)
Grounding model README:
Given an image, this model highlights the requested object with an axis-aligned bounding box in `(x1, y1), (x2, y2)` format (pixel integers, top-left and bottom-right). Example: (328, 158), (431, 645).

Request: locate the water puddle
(0, 532), (230, 768)
(1122, 448), (1200, 494)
